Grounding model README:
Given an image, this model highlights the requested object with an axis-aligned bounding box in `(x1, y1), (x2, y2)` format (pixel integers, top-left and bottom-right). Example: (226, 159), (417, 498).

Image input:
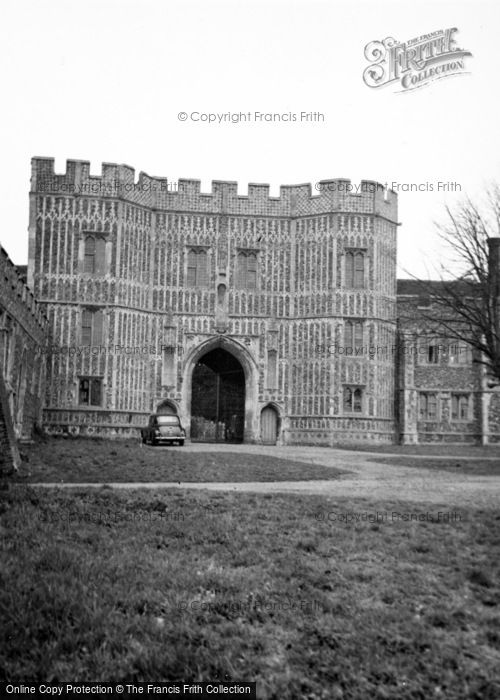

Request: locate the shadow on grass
(371, 457), (500, 477)
(15, 437), (348, 484)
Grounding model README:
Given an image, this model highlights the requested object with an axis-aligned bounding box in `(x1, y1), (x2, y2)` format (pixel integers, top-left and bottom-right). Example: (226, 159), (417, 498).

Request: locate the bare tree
(404, 186), (500, 385)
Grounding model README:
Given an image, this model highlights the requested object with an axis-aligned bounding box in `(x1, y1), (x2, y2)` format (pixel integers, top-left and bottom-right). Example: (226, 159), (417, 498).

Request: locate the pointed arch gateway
(191, 348), (245, 442)
(183, 337), (259, 443)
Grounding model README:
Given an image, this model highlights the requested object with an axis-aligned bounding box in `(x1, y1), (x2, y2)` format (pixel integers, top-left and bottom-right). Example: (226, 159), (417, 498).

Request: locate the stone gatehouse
(17, 157), (500, 445)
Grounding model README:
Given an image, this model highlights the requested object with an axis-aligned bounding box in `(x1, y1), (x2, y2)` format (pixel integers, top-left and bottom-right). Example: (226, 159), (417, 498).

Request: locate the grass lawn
(1, 484), (500, 698)
(371, 457), (500, 476)
(15, 437), (347, 483)
(337, 443), (500, 458)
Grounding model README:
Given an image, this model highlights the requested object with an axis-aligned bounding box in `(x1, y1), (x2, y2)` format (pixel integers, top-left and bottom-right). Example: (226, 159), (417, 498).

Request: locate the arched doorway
(191, 348), (245, 443)
(261, 405), (279, 445)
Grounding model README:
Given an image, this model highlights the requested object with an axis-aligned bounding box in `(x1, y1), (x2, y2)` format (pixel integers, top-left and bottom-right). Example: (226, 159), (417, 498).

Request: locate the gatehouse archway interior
(191, 348), (245, 443)
(156, 400), (177, 415)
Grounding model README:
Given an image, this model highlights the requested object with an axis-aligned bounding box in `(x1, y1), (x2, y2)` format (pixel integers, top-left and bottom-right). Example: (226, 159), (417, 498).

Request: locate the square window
(186, 248), (209, 286)
(449, 343), (472, 365)
(345, 320), (364, 351)
(345, 250), (366, 289)
(83, 236), (107, 275)
(81, 309), (103, 346)
(419, 392), (439, 420)
(418, 338), (441, 364)
(237, 250), (258, 289)
(79, 378), (102, 407)
(343, 385), (364, 413)
(451, 393), (470, 421)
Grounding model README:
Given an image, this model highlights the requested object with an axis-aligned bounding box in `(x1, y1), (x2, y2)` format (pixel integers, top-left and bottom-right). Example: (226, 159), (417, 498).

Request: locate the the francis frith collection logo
(363, 28), (472, 92)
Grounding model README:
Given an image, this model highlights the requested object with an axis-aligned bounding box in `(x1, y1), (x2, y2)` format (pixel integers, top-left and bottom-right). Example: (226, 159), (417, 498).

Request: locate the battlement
(30, 158), (398, 222)
(0, 245), (48, 330)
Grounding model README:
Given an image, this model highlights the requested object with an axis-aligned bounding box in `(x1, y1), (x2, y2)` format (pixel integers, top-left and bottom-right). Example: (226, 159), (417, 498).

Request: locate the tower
(28, 158), (398, 444)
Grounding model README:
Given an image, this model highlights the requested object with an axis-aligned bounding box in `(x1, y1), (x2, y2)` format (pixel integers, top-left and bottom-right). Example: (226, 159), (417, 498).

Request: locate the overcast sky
(1, 0), (498, 278)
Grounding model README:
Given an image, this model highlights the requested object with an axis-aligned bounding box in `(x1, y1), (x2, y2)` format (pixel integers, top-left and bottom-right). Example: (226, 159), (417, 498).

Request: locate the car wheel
(179, 440), (185, 446)
(141, 436), (147, 444)
(152, 438), (158, 446)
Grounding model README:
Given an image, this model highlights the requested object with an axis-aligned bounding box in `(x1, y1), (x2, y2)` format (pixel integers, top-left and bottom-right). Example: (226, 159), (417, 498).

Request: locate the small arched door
(261, 405), (278, 445)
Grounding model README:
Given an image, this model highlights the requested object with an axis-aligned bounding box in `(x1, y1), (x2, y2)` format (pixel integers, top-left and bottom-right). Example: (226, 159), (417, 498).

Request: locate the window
(419, 392), (438, 420)
(451, 393), (470, 421)
(217, 283), (226, 307)
(156, 415), (181, 425)
(266, 350), (278, 389)
(84, 237), (95, 273)
(83, 236), (106, 275)
(427, 343), (440, 364)
(78, 377), (102, 406)
(186, 248), (209, 286)
(345, 250), (365, 288)
(161, 346), (175, 386)
(448, 343), (472, 365)
(0, 313), (13, 375)
(343, 386), (363, 413)
(81, 309), (104, 345)
(417, 294), (431, 308)
(418, 338), (440, 364)
(345, 320), (364, 352)
(236, 251), (258, 289)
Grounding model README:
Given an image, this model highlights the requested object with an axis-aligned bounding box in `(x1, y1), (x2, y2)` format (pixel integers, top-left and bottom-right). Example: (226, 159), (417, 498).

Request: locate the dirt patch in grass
(1, 485), (499, 697)
(15, 437), (347, 483)
(372, 457), (500, 476)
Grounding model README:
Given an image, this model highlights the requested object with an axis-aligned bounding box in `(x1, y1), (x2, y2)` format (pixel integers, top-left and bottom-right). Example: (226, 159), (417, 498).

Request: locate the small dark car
(141, 414), (186, 446)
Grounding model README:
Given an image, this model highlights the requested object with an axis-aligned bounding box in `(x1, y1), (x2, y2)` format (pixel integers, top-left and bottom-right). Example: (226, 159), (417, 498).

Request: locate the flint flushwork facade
(21, 157), (500, 445)
(0, 246), (47, 471)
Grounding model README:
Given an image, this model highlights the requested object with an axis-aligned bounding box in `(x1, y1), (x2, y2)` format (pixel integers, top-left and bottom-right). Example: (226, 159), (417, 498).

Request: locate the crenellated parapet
(0, 243), (49, 445)
(0, 245), (48, 338)
(31, 158), (398, 222)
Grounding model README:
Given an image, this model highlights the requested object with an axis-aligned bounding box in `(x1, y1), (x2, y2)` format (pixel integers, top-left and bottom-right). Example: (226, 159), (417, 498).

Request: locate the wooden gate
(261, 405), (278, 445)
(191, 349), (245, 443)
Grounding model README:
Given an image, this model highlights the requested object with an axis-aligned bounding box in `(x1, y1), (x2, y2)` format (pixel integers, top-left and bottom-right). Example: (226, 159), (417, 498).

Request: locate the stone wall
(396, 281), (500, 444)
(0, 245), (48, 472)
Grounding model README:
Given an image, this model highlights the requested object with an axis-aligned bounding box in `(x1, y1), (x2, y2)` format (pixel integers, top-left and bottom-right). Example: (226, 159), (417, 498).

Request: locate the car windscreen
(156, 416), (180, 425)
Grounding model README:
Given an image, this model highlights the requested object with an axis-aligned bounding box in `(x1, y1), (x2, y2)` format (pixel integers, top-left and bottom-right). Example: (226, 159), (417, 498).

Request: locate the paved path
(31, 443), (500, 509)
